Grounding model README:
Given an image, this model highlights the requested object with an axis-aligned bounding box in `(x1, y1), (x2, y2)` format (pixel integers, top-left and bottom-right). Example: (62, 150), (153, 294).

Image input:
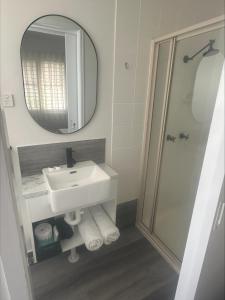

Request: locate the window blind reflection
(22, 53), (66, 112)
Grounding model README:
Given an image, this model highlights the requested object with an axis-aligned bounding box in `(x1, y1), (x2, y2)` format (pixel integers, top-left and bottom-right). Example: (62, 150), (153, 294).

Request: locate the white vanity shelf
(61, 227), (83, 253)
(21, 163), (118, 263)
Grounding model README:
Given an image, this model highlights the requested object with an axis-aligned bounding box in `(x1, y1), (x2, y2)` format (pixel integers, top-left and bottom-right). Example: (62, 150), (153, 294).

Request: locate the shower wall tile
(18, 139), (105, 176)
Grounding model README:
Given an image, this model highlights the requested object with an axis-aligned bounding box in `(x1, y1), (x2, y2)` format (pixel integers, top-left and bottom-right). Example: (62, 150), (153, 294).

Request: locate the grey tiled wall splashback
(18, 139), (105, 176)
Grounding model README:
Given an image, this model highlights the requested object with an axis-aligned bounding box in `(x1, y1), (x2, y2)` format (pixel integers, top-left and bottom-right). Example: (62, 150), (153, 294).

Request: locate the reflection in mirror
(21, 15), (97, 134)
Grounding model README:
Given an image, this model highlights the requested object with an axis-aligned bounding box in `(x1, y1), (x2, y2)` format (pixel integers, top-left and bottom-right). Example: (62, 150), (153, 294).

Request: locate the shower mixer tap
(179, 133), (189, 140)
(166, 134), (176, 142)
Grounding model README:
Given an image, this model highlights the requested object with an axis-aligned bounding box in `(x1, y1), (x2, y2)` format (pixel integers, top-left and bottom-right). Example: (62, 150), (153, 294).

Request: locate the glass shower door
(152, 27), (224, 261)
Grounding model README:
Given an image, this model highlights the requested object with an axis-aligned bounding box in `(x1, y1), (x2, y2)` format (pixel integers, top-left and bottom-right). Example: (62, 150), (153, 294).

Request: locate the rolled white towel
(78, 209), (103, 251)
(90, 205), (120, 245)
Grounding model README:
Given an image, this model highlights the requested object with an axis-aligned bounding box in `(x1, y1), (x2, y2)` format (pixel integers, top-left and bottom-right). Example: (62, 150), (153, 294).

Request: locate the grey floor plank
(142, 279), (178, 300)
(30, 226), (178, 300)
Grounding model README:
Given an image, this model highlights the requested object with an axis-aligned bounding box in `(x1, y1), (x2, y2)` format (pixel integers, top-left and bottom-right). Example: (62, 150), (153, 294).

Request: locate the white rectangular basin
(43, 161), (112, 213)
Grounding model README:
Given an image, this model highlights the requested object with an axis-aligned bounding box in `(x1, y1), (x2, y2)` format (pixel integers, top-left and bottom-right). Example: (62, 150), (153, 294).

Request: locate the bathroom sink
(42, 161), (111, 213)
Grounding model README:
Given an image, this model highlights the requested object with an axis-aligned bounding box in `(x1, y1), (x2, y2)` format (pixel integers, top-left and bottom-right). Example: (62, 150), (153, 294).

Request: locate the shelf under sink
(60, 227), (83, 252)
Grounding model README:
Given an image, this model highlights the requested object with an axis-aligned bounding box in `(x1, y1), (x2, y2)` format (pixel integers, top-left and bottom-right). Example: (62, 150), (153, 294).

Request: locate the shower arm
(183, 40), (215, 63)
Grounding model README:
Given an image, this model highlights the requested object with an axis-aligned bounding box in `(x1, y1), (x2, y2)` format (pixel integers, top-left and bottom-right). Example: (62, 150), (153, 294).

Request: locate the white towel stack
(78, 210), (103, 251)
(90, 205), (120, 245)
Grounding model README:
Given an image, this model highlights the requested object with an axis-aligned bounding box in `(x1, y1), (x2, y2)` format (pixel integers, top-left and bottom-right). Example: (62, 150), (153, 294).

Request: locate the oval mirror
(21, 15), (97, 134)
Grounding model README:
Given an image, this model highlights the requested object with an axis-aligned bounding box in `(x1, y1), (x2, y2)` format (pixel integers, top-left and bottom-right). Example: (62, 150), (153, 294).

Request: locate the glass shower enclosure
(140, 18), (224, 269)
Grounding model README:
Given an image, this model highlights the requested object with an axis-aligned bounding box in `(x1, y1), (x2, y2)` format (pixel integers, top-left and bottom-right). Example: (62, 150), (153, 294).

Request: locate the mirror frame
(20, 14), (98, 134)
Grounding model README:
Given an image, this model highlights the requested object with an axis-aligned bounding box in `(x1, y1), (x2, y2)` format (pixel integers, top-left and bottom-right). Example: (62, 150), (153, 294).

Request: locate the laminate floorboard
(30, 227), (178, 300)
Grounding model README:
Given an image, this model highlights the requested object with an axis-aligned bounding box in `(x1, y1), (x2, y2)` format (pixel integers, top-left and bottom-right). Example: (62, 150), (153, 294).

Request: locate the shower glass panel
(153, 27), (224, 261)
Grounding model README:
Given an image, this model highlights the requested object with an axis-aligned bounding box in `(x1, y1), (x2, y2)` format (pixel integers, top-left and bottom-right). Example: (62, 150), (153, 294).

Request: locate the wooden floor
(30, 227), (178, 300)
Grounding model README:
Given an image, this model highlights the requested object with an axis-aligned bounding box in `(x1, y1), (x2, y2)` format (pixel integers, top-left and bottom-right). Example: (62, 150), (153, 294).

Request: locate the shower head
(203, 40), (219, 57)
(203, 48), (220, 56)
(183, 39), (219, 63)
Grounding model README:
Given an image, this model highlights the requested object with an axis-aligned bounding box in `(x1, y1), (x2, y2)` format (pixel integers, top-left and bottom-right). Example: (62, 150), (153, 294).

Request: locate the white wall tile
(112, 125), (132, 149)
(133, 102), (145, 125)
(113, 103), (133, 126)
(131, 123), (144, 147)
(113, 0), (141, 102)
(117, 174), (140, 203)
(111, 0), (143, 202)
(112, 146), (142, 202)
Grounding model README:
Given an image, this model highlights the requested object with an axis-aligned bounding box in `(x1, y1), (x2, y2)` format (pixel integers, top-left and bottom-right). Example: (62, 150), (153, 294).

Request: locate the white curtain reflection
(22, 51), (68, 130)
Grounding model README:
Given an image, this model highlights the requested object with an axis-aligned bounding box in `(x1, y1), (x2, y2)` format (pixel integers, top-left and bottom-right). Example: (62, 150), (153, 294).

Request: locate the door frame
(136, 15), (225, 273)
(0, 109), (33, 300)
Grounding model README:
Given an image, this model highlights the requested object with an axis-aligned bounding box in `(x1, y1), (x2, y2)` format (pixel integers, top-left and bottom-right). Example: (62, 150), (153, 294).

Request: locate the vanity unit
(21, 162), (118, 263)
(17, 15), (119, 264)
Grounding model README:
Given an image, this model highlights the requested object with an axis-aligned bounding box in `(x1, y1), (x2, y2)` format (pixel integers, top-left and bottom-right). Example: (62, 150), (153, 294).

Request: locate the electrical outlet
(0, 95), (14, 107)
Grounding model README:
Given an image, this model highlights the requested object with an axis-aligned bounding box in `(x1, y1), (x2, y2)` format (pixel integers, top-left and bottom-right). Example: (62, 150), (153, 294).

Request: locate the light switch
(0, 95), (14, 107)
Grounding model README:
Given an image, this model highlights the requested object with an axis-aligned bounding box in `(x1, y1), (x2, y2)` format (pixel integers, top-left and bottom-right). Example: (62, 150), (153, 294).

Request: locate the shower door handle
(166, 134), (176, 142)
(179, 132), (189, 140)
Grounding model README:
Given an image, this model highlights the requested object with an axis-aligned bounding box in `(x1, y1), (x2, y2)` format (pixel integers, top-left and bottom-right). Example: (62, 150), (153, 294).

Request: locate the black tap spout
(66, 148), (76, 168)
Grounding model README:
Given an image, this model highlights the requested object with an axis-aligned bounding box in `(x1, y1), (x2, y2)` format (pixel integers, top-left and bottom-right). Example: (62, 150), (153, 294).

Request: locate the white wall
(111, 0), (224, 203)
(0, 0), (224, 204)
(111, 0), (143, 203)
(0, 111), (32, 300)
(0, 0), (115, 163)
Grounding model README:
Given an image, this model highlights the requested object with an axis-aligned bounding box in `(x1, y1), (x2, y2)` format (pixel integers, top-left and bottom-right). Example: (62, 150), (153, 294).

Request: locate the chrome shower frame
(183, 39), (218, 63)
(136, 16), (225, 273)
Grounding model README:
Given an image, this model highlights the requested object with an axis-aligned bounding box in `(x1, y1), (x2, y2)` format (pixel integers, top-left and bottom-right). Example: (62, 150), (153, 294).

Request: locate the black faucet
(66, 147), (76, 168)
